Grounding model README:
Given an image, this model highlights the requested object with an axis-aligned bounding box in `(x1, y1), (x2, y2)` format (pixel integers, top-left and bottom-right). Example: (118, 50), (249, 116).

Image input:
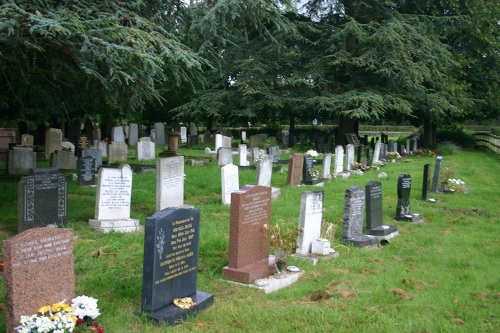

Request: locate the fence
(474, 132), (500, 155)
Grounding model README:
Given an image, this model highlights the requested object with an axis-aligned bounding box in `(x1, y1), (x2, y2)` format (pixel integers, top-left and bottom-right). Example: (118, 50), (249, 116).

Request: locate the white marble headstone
(156, 156), (184, 211)
(221, 164), (239, 205)
(296, 190), (324, 255)
(137, 141), (156, 161)
(334, 145), (344, 175)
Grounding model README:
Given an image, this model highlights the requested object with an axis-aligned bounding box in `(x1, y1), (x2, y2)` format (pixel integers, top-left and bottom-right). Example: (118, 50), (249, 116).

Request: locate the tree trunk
(423, 117), (436, 147)
(336, 115), (358, 147)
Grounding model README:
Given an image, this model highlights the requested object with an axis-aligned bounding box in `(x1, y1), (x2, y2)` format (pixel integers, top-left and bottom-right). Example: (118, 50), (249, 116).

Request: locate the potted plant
(270, 223), (299, 278)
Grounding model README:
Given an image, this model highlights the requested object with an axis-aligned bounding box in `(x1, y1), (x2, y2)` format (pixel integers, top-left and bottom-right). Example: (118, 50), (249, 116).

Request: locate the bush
(437, 128), (475, 147)
(436, 141), (462, 155)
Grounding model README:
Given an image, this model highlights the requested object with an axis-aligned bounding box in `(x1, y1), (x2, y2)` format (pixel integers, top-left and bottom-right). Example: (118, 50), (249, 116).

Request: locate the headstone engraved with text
(302, 154), (316, 184)
(221, 164), (239, 205)
(4, 228), (74, 333)
(81, 148), (102, 170)
(346, 144), (355, 171)
(156, 156), (185, 211)
(18, 168), (68, 231)
(422, 164), (432, 201)
(217, 147), (233, 166)
(256, 154), (273, 187)
(140, 207), (213, 326)
(107, 142), (128, 165)
(77, 155), (96, 186)
(296, 190), (324, 255)
(372, 141), (382, 165)
(334, 145), (344, 175)
(8, 146), (36, 175)
(287, 153), (303, 186)
(137, 140), (156, 161)
(180, 127), (187, 144)
(238, 144), (249, 166)
(89, 164), (141, 232)
(431, 156), (443, 193)
(222, 185), (274, 284)
(267, 145), (280, 163)
(342, 186), (377, 247)
(396, 174), (422, 222)
(365, 180), (398, 238)
(44, 128), (62, 158)
(321, 153), (332, 180)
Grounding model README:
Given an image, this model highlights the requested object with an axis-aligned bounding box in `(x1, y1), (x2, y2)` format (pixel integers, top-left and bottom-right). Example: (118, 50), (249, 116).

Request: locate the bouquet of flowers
(305, 150), (319, 158)
(386, 151), (400, 160)
(446, 178), (468, 193)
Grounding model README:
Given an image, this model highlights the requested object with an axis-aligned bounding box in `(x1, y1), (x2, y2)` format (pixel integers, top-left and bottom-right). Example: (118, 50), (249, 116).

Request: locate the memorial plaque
(342, 186), (377, 247)
(296, 190), (324, 255)
(4, 228), (74, 333)
(222, 185), (274, 283)
(365, 181), (397, 236)
(77, 155), (96, 186)
(140, 207), (213, 326)
(256, 155), (273, 187)
(156, 156), (184, 211)
(221, 164), (239, 205)
(287, 153), (303, 186)
(18, 168), (67, 231)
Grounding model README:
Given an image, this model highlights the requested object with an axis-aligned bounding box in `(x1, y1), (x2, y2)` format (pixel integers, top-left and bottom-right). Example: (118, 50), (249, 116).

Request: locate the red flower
(104, 137), (109, 142)
(76, 318), (85, 324)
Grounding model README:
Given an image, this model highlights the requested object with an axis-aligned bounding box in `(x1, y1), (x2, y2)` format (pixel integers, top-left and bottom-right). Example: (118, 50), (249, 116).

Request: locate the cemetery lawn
(0, 148), (499, 332)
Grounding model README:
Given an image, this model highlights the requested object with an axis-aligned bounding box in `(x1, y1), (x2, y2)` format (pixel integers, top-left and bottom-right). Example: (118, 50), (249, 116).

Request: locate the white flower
(71, 295), (101, 320)
(306, 150), (318, 157)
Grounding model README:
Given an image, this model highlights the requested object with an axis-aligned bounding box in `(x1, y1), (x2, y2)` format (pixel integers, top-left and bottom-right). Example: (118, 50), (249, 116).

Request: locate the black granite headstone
(302, 155), (314, 182)
(81, 148), (102, 170)
(139, 207), (213, 326)
(431, 156), (443, 193)
(342, 186), (377, 247)
(365, 181), (397, 236)
(77, 156), (96, 186)
(18, 168), (68, 231)
(396, 174), (422, 222)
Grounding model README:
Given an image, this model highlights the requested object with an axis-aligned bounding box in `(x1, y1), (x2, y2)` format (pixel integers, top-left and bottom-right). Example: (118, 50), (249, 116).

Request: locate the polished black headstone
(302, 155), (314, 182)
(342, 186), (377, 247)
(140, 207), (213, 326)
(396, 174), (422, 222)
(422, 164), (431, 200)
(18, 167), (68, 231)
(77, 156), (96, 186)
(365, 181), (397, 236)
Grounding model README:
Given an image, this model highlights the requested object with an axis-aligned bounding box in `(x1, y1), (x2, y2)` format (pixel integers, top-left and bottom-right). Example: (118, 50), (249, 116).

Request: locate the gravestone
(422, 164), (433, 201)
(381, 143), (388, 160)
(129, 123), (139, 147)
(81, 148), (102, 170)
(167, 131), (180, 152)
(18, 168), (68, 231)
(157, 156), (185, 211)
(44, 128), (62, 159)
(140, 207), (213, 326)
(98, 140), (108, 158)
(189, 122), (197, 136)
(287, 153), (303, 186)
(241, 130), (247, 142)
(8, 146), (36, 175)
(107, 142), (128, 164)
(221, 164), (239, 205)
(222, 135), (232, 148)
(406, 138), (410, 154)
(267, 145), (280, 163)
(334, 145), (344, 175)
(342, 186), (377, 247)
(89, 164), (141, 232)
(3, 228), (74, 333)
(256, 154), (273, 187)
(50, 150), (77, 170)
(251, 147), (260, 164)
(346, 144), (355, 171)
(249, 134), (262, 148)
(215, 133), (223, 152)
(217, 147), (233, 166)
(112, 126), (125, 143)
(238, 144), (249, 166)
(388, 140), (394, 152)
(203, 131), (212, 146)
(431, 156), (443, 193)
(302, 154), (317, 185)
(413, 137), (418, 152)
(180, 126), (187, 144)
(321, 153), (332, 180)
(77, 155), (96, 186)
(365, 181), (398, 238)
(154, 122), (166, 145)
(20, 134), (34, 146)
(372, 141), (382, 165)
(137, 140), (156, 161)
(296, 190), (324, 255)
(396, 174), (423, 222)
(222, 185), (274, 283)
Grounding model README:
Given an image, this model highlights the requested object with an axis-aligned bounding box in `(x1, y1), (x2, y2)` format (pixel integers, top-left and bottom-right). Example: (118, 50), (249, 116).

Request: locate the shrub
(436, 141), (462, 155)
(437, 128), (475, 147)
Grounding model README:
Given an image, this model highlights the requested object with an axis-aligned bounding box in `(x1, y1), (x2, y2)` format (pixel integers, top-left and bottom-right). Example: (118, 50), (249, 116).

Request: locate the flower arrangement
(16, 296), (103, 333)
(309, 169), (320, 179)
(414, 148), (424, 155)
(440, 168), (468, 193)
(428, 149), (437, 157)
(305, 150), (319, 158)
(386, 151), (400, 160)
(270, 223), (299, 254)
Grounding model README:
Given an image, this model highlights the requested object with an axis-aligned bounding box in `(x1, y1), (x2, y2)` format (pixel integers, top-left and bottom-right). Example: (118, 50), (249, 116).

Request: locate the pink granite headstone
(222, 185), (274, 284)
(287, 153), (303, 186)
(3, 228), (74, 333)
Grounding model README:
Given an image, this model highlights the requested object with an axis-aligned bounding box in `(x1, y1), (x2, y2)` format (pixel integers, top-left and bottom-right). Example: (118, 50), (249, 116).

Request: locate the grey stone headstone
(365, 180), (397, 236)
(77, 155), (96, 186)
(321, 153), (332, 179)
(431, 156), (443, 193)
(128, 123), (139, 147)
(18, 168), (68, 231)
(20, 134), (34, 146)
(180, 127), (187, 143)
(203, 131), (212, 146)
(334, 145), (344, 174)
(107, 142), (128, 165)
(112, 126), (125, 143)
(342, 186), (377, 247)
(189, 122), (198, 136)
(388, 140), (394, 152)
(256, 155), (273, 187)
(346, 144), (355, 171)
(137, 141), (156, 161)
(98, 140), (108, 158)
(140, 207), (213, 326)
(422, 164), (431, 200)
(217, 147), (233, 166)
(372, 141), (382, 164)
(296, 190), (324, 255)
(267, 145), (280, 163)
(156, 157), (184, 211)
(396, 174), (412, 221)
(45, 128), (62, 158)
(50, 150), (77, 170)
(8, 147), (36, 175)
(81, 148), (102, 170)
(406, 138), (410, 154)
(154, 122), (166, 145)
(238, 144), (249, 166)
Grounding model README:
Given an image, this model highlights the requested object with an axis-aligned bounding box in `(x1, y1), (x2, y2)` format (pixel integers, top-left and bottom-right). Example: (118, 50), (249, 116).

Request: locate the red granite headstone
(286, 153), (303, 186)
(222, 185), (274, 284)
(3, 228), (74, 333)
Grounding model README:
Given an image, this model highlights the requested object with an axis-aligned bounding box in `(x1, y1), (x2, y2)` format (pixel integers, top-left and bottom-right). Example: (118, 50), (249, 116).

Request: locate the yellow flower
(38, 305), (51, 315)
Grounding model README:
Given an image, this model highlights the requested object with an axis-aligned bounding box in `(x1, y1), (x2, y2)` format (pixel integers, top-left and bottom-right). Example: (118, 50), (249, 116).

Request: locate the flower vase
(274, 248), (288, 279)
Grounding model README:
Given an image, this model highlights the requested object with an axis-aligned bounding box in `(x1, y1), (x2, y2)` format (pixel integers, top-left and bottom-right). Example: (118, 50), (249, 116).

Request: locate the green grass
(1, 148), (499, 332)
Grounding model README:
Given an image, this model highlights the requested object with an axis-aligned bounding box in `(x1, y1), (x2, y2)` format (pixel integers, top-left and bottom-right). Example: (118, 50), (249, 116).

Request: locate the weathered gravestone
(221, 164), (239, 205)
(238, 144), (249, 167)
(249, 134), (262, 148)
(346, 144), (355, 171)
(156, 156), (184, 211)
(4, 228), (74, 333)
(302, 154), (323, 185)
(189, 122), (197, 137)
(396, 174), (423, 222)
(139, 207), (213, 326)
(89, 164), (141, 232)
(128, 123), (139, 147)
(44, 128), (62, 159)
(287, 153), (303, 186)
(7, 146), (36, 175)
(342, 186), (377, 247)
(267, 145), (280, 163)
(77, 155), (96, 186)
(20, 134), (34, 147)
(18, 168), (67, 231)
(334, 145), (344, 175)
(321, 153), (332, 180)
(154, 122), (166, 145)
(365, 181), (398, 241)
(431, 156), (443, 193)
(50, 150), (77, 170)
(98, 140), (108, 158)
(81, 148), (102, 170)
(372, 141), (382, 165)
(222, 185), (274, 283)
(107, 142), (128, 164)
(256, 155), (273, 187)
(112, 126), (125, 143)
(180, 127), (187, 144)
(296, 190), (324, 255)
(217, 147), (233, 166)
(137, 140), (156, 161)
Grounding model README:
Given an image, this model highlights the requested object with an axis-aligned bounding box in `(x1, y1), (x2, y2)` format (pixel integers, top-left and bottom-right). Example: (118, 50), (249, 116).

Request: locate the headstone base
(159, 150), (178, 157)
(291, 251), (339, 266)
(136, 291), (214, 327)
(222, 256), (276, 284)
(271, 187), (281, 200)
(302, 178), (325, 186)
(396, 214), (423, 222)
(373, 230), (400, 245)
(251, 270), (303, 293)
(342, 235), (378, 247)
(365, 224), (398, 236)
(89, 218), (143, 233)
